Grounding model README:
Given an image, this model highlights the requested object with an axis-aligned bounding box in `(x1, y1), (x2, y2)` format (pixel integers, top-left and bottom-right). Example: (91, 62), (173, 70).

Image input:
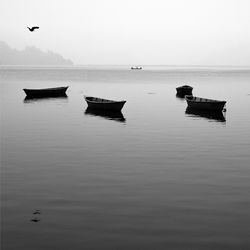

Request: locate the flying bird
(27, 26), (39, 32)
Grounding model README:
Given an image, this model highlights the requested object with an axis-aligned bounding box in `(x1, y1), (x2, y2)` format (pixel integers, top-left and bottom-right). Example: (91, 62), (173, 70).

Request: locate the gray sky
(1, 0), (250, 65)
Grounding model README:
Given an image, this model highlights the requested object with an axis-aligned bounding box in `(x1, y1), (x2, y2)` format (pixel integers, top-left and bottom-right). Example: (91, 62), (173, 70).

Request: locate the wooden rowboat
(84, 96), (126, 111)
(23, 86), (68, 97)
(185, 95), (226, 111)
(176, 85), (193, 96)
(131, 66), (142, 70)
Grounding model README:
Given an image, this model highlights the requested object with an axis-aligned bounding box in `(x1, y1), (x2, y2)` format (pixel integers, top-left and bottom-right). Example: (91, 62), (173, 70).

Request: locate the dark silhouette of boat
(85, 108), (126, 123)
(84, 96), (126, 111)
(23, 86), (69, 97)
(176, 85), (193, 96)
(131, 66), (142, 70)
(185, 107), (226, 122)
(185, 95), (226, 112)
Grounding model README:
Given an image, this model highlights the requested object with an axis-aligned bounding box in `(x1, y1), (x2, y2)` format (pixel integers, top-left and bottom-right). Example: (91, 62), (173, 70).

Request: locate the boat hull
(176, 85), (193, 96)
(185, 96), (226, 111)
(85, 97), (126, 111)
(23, 87), (68, 97)
(131, 67), (142, 70)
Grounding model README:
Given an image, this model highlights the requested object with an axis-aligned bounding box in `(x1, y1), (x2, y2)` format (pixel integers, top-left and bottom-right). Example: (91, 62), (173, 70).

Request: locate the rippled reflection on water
(1, 67), (250, 250)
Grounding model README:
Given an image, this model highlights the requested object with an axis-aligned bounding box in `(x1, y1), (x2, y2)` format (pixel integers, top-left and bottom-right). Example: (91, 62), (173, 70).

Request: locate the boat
(84, 96), (126, 111)
(185, 95), (226, 111)
(131, 66), (142, 70)
(176, 85), (193, 96)
(23, 86), (69, 97)
(185, 107), (226, 122)
(85, 108), (126, 123)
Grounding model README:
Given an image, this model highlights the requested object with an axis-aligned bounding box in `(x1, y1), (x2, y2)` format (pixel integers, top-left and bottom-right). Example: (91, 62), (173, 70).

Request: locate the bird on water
(27, 26), (39, 32)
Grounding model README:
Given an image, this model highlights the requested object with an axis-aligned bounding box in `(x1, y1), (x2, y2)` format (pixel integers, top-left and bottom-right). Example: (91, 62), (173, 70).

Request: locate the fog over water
(1, 0), (250, 65)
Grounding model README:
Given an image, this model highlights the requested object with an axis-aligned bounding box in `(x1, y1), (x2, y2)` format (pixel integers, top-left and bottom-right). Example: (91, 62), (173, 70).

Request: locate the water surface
(1, 66), (250, 250)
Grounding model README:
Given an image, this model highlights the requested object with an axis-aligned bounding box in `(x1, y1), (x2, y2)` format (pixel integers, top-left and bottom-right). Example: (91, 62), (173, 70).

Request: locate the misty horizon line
(1, 40), (250, 68)
(1, 64), (250, 68)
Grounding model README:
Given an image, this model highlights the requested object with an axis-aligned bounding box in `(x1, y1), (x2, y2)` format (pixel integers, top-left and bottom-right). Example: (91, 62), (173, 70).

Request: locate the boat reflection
(23, 94), (68, 103)
(185, 107), (226, 123)
(84, 108), (126, 123)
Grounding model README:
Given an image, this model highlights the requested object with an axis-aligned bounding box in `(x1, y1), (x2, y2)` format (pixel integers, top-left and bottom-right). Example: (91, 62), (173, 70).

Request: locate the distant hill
(0, 41), (73, 66)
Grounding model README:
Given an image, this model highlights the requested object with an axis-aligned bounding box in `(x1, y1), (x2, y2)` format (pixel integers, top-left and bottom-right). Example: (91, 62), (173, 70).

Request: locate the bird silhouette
(27, 26), (39, 32)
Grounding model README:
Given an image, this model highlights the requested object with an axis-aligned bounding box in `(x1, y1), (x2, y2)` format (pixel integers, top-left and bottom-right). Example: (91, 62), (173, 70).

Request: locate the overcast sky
(1, 0), (250, 65)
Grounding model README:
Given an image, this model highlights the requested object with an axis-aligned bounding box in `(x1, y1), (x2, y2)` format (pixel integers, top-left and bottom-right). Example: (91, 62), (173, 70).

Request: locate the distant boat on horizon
(131, 66), (142, 70)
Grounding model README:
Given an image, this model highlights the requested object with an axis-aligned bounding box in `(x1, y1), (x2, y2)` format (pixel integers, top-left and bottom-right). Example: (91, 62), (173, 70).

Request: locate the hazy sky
(1, 0), (250, 65)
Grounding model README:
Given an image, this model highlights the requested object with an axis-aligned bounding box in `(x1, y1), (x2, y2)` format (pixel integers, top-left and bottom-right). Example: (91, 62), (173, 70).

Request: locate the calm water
(1, 66), (250, 250)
